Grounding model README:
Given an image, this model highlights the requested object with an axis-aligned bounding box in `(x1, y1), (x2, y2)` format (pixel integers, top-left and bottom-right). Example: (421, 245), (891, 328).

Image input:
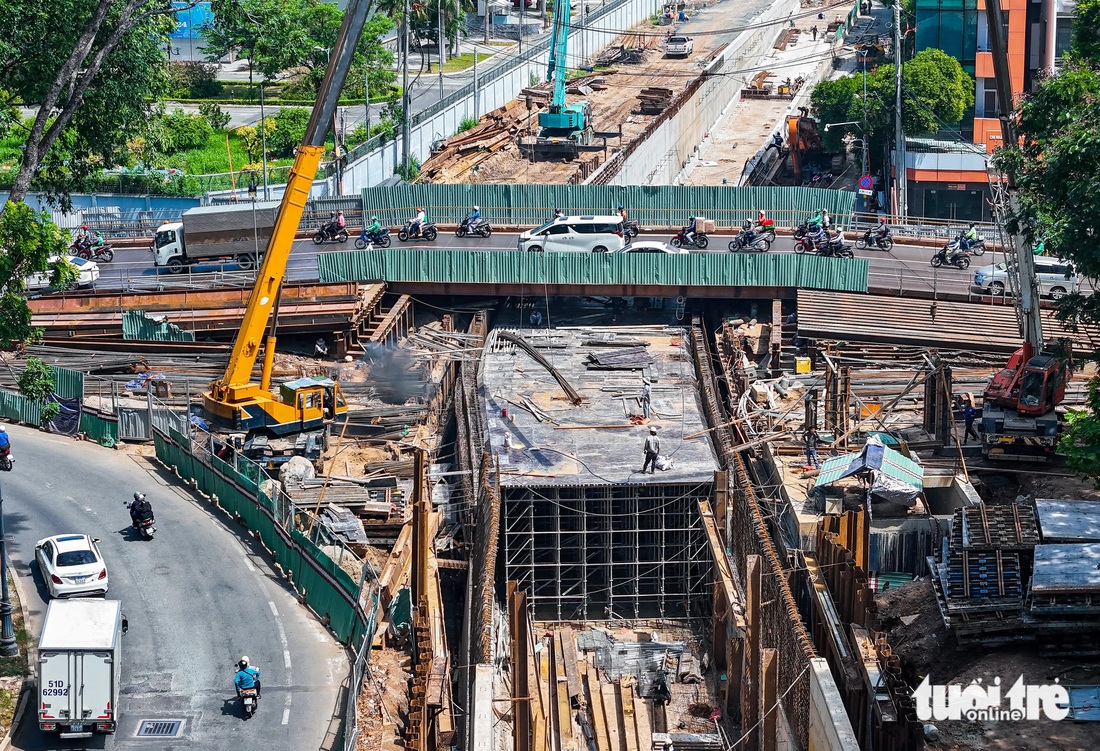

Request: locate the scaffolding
(502, 480), (713, 621)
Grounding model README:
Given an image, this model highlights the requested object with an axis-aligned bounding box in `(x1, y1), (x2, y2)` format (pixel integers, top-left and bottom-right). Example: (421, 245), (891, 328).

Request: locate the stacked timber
(637, 87), (674, 114)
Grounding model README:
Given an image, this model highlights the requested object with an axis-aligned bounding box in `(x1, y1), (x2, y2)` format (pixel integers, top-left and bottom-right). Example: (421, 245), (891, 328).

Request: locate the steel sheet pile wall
(340, 0), (655, 191)
(318, 249), (868, 292)
(358, 184), (856, 228)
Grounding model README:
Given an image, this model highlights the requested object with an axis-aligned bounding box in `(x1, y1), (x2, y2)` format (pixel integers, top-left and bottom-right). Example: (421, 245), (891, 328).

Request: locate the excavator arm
(204, 0), (372, 433)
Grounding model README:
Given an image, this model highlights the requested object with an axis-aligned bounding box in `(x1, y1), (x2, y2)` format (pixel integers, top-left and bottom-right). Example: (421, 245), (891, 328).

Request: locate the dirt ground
(355, 647), (413, 751)
(877, 475), (1100, 750)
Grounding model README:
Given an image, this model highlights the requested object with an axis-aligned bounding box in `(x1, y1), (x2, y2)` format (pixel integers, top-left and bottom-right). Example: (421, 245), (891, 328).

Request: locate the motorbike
(69, 241), (114, 262)
(728, 229), (771, 253)
(354, 227), (391, 249)
(124, 501), (156, 540)
(944, 233), (985, 256)
(0, 445), (12, 472)
(753, 221), (777, 243)
(455, 216), (492, 238)
(239, 686), (259, 718)
(931, 248), (973, 270)
(622, 219), (640, 239)
(794, 233), (853, 258)
(313, 222), (349, 245)
(670, 229), (709, 249)
(398, 221), (438, 242)
(856, 227), (894, 251)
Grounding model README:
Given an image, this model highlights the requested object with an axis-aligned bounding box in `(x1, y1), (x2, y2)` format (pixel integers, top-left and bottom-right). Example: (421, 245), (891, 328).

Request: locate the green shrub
(268, 107), (311, 157)
(199, 102), (231, 130)
(151, 109), (213, 153)
(17, 357), (54, 402)
(41, 401), (61, 423)
(456, 117), (479, 134)
(167, 61), (223, 99)
(394, 156), (420, 181)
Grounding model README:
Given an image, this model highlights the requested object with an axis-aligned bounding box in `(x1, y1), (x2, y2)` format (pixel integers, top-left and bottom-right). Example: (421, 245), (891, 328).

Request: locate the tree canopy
(0, 201), (71, 349)
(810, 48), (974, 159)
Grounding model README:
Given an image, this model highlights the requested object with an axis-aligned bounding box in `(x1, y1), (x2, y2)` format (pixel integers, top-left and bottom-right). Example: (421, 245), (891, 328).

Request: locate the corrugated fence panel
(0, 390), (42, 426)
(122, 310), (196, 342)
(317, 250), (869, 292)
(117, 407), (151, 441)
(51, 366), (85, 400)
(79, 408), (119, 446)
(359, 185), (857, 228)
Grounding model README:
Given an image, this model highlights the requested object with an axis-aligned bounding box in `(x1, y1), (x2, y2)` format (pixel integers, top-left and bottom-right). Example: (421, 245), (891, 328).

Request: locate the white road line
(283, 649), (292, 669)
(282, 695), (292, 725)
(244, 559), (256, 572)
(268, 601), (279, 617)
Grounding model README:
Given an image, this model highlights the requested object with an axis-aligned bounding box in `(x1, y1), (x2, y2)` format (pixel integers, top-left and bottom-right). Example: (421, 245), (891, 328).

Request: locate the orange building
(902, 0), (1075, 220)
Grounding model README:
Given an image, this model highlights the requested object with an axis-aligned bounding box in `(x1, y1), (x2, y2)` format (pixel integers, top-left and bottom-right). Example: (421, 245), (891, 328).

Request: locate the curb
(1, 570), (36, 747)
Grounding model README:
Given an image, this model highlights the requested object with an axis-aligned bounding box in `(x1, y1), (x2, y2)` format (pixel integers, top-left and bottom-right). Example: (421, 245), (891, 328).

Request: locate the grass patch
(440, 52), (496, 73)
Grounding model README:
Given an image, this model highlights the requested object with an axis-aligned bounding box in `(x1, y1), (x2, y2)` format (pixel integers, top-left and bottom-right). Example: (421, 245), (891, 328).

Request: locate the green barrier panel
(79, 410), (119, 446)
(360, 184), (857, 229)
(318, 249), (870, 293)
(51, 366), (85, 400)
(151, 428), (366, 646)
(0, 390), (42, 426)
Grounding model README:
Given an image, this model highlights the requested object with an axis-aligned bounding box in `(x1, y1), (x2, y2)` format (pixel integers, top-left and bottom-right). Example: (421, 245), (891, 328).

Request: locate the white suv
(518, 215), (626, 253)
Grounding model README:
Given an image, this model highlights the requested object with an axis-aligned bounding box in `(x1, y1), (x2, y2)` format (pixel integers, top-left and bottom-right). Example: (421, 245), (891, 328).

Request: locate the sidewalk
(681, 0), (892, 186)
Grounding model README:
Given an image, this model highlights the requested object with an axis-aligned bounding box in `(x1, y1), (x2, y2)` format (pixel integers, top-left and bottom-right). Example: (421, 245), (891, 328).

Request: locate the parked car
(35, 534), (109, 598)
(665, 36), (694, 57)
(972, 257), (1084, 300)
(25, 255), (99, 292)
(517, 215), (626, 253)
(614, 241), (689, 255)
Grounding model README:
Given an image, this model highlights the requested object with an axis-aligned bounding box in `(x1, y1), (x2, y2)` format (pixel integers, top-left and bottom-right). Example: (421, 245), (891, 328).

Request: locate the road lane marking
(244, 559), (256, 572)
(284, 649), (292, 669)
(268, 601), (279, 617)
(282, 695), (292, 725)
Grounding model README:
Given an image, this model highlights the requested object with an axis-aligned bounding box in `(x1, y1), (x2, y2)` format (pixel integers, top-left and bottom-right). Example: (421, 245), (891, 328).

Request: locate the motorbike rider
(74, 224), (90, 250)
(875, 217), (891, 239)
(410, 207), (427, 237)
(0, 426), (10, 453)
(807, 220), (828, 251)
(365, 215), (382, 238)
(234, 656), (261, 699)
(553, 208), (564, 220)
(335, 211), (346, 230)
(740, 217), (758, 246)
(961, 222), (979, 250)
(756, 209), (774, 230)
(683, 215), (698, 246)
(466, 205), (482, 228)
(129, 492), (154, 528)
(617, 205), (628, 223)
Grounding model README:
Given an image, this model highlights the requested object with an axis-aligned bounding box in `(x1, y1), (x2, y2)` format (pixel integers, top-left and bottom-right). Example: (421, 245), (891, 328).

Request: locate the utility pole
(438, 1), (445, 98)
(401, 0), (412, 175)
(484, 0), (490, 43)
(894, 1), (907, 221)
(473, 48), (480, 118)
(580, 1), (587, 65)
(259, 82), (269, 200)
(860, 48), (870, 173)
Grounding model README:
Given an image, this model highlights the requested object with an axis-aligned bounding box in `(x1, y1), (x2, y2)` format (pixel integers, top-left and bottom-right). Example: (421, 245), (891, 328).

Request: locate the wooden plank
(619, 680), (639, 751)
(535, 633), (553, 751)
(560, 628), (582, 701)
(531, 635), (549, 751)
(698, 501), (746, 630)
(584, 662), (612, 751)
(600, 684), (625, 751)
(554, 634), (575, 751)
(632, 682), (651, 751)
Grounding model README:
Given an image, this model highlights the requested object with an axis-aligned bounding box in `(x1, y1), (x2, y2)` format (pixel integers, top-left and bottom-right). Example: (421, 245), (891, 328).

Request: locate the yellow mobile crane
(203, 0), (374, 434)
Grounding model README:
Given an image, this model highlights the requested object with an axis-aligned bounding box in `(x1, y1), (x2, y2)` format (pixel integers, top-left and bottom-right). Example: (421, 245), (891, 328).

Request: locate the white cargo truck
(151, 201), (282, 273)
(38, 599), (126, 738)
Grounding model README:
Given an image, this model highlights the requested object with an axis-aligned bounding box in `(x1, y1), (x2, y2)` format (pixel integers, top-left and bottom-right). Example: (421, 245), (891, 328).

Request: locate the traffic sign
(858, 189), (874, 197)
(858, 174), (873, 191)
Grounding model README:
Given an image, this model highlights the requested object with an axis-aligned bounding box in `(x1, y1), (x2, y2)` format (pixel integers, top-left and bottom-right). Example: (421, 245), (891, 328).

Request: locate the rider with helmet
(409, 207), (427, 237)
(129, 492), (154, 528)
(234, 656), (261, 698)
(684, 215), (698, 246)
(366, 215), (382, 237)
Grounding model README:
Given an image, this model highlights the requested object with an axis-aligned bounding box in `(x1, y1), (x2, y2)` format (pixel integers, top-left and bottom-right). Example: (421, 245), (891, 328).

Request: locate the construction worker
(642, 427), (660, 474)
(804, 427), (820, 468)
(963, 401), (979, 444)
(641, 379), (652, 419)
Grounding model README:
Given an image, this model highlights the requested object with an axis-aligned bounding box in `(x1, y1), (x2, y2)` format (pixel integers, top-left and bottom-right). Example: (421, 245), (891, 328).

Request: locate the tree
(0, 202), (70, 349)
(810, 49), (973, 164)
(17, 357), (55, 402)
(993, 61), (1100, 476)
(1073, 0), (1100, 65)
(0, 0), (194, 208)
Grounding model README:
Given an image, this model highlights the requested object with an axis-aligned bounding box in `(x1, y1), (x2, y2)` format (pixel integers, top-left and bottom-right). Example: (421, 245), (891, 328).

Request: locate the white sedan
(35, 534), (110, 598)
(614, 241), (689, 255)
(25, 255), (100, 292)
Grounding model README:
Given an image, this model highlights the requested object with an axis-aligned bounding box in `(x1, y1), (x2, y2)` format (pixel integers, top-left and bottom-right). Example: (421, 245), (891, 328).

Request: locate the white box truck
(151, 201), (282, 274)
(38, 598), (125, 738)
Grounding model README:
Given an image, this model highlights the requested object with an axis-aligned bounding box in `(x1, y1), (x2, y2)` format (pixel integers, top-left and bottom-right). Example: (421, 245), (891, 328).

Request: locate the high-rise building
(899, 0), (1076, 221)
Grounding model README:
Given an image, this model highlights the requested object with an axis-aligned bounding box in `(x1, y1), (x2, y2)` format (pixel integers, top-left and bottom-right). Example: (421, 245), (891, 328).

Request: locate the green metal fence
(79, 408), (119, 446)
(151, 419), (371, 646)
(318, 249), (869, 293)
(0, 390), (40, 426)
(52, 366), (85, 400)
(122, 310), (197, 342)
(359, 184), (858, 229)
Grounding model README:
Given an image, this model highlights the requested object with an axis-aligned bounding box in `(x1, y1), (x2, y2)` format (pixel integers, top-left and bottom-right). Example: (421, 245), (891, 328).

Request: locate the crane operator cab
(206, 377), (347, 435)
(1016, 353), (1070, 414)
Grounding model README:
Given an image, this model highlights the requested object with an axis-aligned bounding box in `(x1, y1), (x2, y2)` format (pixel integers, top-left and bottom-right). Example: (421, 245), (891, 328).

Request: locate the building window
(916, 0), (979, 67)
(1055, 17), (1074, 59)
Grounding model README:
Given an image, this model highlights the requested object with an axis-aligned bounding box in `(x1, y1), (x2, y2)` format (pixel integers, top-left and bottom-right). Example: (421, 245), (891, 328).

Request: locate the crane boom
(984, 0), (1043, 352)
(546, 0), (571, 110)
(204, 0), (373, 433)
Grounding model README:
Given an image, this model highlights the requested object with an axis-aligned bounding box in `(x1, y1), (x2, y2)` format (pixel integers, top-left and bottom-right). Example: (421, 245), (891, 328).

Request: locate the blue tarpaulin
(47, 395), (80, 436)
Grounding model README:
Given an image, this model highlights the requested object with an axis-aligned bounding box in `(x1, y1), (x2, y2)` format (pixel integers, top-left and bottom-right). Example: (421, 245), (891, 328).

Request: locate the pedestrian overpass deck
(317, 250), (868, 298)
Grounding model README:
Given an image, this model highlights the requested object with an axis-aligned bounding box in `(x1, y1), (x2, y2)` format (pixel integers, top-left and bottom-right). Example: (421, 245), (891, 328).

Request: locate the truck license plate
(70, 724), (84, 732)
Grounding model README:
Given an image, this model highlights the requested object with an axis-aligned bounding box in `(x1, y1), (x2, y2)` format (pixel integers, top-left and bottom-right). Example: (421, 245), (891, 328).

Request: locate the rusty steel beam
(28, 281), (373, 313)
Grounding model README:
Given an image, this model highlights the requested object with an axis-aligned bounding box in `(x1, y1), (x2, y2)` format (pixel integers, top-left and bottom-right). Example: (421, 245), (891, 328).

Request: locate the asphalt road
(2, 424), (347, 750)
(86, 231), (998, 300)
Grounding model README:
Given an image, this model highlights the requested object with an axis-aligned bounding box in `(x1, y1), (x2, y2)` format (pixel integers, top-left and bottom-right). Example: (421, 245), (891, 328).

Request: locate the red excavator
(978, 0), (1072, 461)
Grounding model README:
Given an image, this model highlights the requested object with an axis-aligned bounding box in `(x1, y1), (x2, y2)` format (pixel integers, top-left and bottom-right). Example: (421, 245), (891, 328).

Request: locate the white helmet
(133, 492), (145, 502)
(240, 656), (249, 666)
(473, 205), (479, 211)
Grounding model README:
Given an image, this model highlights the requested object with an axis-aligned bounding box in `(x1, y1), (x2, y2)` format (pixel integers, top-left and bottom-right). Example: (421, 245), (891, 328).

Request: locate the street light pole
(258, 82), (269, 201)
(0, 480), (19, 657)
